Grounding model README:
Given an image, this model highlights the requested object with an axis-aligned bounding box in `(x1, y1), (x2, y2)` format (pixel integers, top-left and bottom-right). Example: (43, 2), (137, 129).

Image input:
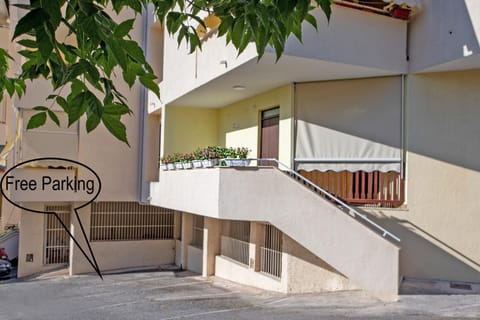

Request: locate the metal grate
(191, 215), (204, 249)
(221, 235), (249, 266)
(44, 205), (71, 265)
(230, 221), (250, 242)
(260, 224), (282, 278)
(90, 202), (174, 241)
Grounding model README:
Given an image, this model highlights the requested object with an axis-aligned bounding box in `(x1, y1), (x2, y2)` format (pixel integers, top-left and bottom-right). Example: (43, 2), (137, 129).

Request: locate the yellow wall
(163, 85), (293, 165)
(163, 106), (219, 156)
(218, 85), (293, 165)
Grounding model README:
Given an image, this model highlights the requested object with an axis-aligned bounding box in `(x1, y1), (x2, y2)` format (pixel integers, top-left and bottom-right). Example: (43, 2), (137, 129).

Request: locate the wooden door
(260, 107), (279, 166)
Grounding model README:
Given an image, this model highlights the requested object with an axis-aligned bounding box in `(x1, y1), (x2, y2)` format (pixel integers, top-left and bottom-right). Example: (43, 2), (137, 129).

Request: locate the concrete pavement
(0, 270), (479, 319)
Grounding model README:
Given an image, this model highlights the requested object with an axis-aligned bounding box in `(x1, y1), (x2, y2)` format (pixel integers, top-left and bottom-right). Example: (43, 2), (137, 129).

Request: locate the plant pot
(192, 160), (203, 168)
(167, 163), (175, 170)
(182, 162), (193, 169)
(392, 7), (410, 19)
(202, 159), (218, 168)
(232, 159), (251, 167)
(175, 162), (184, 170)
(222, 159), (235, 167)
(160, 164), (168, 171)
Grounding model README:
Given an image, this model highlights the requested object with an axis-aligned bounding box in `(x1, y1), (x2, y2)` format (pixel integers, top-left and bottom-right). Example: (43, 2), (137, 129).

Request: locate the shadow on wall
(358, 209), (480, 284)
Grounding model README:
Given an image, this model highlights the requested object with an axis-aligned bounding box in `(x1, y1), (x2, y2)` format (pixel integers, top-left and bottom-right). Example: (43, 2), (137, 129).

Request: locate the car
(0, 259), (11, 277)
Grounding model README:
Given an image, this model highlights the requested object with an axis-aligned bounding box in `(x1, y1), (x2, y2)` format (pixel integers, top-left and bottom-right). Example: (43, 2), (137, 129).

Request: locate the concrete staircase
(151, 166), (400, 301)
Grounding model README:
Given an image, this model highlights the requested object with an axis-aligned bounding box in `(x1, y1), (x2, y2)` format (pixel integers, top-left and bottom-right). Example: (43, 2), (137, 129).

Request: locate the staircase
(150, 160), (401, 301)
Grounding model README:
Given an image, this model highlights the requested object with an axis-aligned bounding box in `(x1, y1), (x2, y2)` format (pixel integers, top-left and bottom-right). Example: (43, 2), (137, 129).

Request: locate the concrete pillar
(69, 204), (94, 275)
(173, 211), (182, 239)
(249, 222), (264, 271)
(180, 212), (193, 270)
(202, 217), (221, 277)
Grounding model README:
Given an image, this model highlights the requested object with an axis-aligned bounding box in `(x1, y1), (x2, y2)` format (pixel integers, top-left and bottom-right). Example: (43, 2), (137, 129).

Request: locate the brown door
(260, 107), (279, 166)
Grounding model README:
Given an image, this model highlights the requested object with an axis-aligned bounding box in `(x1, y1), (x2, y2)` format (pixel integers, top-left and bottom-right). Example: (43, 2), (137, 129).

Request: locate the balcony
(161, 5), (407, 109)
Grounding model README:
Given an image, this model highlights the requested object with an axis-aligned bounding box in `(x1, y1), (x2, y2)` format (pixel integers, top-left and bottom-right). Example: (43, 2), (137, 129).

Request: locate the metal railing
(220, 235), (249, 266)
(249, 158), (401, 242)
(260, 246), (282, 279)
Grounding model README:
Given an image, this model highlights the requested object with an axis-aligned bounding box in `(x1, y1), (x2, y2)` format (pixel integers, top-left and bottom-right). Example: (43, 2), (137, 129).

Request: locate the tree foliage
(0, 0), (332, 144)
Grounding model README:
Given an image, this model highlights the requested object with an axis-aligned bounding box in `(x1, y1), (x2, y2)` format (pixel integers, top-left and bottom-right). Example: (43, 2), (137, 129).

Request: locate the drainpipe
(291, 83), (296, 170)
(137, 6), (153, 204)
(400, 74), (406, 180)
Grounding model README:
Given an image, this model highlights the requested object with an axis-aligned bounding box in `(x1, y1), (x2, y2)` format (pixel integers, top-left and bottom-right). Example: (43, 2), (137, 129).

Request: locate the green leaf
(13, 8), (49, 39)
(139, 74), (159, 96)
(67, 91), (89, 126)
(86, 113), (101, 132)
(33, 106), (49, 111)
(104, 103), (131, 115)
(17, 39), (38, 48)
(231, 18), (245, 48)
(114, 19), (135, 37)
(47, 110), (60, 126)
(26, 112), (47, 130)
(316, 0), (333, 21)
(102, 113), (129, 146)
(305, 13), (318, 30)
(36, 23), (54, 61)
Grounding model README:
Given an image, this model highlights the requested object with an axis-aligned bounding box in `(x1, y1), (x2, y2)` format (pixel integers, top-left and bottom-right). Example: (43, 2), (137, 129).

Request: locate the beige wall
(365, 70), (480, 283)
(283, 234), (357, 293)
(17, 204), (68, 277)
(215, 233), (357, 294)
(70, 204), (175, 275)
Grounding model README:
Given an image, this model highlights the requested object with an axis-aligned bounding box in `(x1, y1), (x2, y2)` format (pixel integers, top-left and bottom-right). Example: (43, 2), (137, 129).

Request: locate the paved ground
(0, 270), (479, 320)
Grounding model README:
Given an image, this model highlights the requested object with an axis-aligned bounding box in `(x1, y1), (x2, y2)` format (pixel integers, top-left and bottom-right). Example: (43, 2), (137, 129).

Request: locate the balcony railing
(220, 235), (249, 266)
(298, 170), (404, 208)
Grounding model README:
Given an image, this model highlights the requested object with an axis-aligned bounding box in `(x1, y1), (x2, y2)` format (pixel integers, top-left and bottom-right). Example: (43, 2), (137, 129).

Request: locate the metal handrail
(244, 158), (401, 242)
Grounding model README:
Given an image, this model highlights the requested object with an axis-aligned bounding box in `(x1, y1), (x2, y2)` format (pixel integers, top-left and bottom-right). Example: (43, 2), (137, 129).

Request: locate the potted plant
(202, 146), (220, 167)
(221, 147), (235, 166)
(192, 148), (203, 168)
(181, 152), (194, 169)
(172, 153), (183, 170)
(160, 155), (172, 171)
(232, 147), (250, 166)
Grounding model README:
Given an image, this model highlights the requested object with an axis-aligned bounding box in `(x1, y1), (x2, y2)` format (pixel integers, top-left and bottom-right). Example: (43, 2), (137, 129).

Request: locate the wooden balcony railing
(298, 170), (404, 208)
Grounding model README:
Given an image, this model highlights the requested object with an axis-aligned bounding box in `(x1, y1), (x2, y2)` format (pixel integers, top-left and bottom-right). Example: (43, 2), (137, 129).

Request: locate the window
(90, 202), (174, 241)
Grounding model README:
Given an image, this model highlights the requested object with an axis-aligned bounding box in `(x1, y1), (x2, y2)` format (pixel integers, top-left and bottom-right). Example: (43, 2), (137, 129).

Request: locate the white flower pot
(233, 159), (251, 166)
(202, 159), (218, 168)
(160, 164), (168, 171)
(222, 159), (251, 167)
(192, 160), (203, 168)
(175, 162), (184, 170)
(167, 163), (175, 170)
(182, 162), (193, 169)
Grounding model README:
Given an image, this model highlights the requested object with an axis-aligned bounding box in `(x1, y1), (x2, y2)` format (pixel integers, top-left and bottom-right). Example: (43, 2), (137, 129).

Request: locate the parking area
(0, 270), (479, 320)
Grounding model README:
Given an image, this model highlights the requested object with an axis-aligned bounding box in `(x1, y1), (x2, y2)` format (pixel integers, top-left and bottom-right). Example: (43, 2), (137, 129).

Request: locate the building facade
(1, 0), (479, 303)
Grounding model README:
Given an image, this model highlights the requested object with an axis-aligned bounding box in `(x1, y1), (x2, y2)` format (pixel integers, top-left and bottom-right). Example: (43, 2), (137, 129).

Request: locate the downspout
(137, 6), (152, 204)
(400, 74), (405, 180)
(291, 83), (296, 170)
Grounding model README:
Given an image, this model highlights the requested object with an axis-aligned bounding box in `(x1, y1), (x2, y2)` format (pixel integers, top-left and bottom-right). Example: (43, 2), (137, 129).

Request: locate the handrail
(243, 158), (401, 242)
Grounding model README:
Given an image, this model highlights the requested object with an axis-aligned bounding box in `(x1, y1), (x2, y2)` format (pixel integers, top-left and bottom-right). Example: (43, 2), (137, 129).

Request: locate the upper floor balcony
(159, 4), (408, 109)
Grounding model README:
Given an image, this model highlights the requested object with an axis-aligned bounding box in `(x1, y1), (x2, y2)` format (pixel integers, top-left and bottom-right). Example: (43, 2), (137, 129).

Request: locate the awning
(295, 76), (402, 172)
